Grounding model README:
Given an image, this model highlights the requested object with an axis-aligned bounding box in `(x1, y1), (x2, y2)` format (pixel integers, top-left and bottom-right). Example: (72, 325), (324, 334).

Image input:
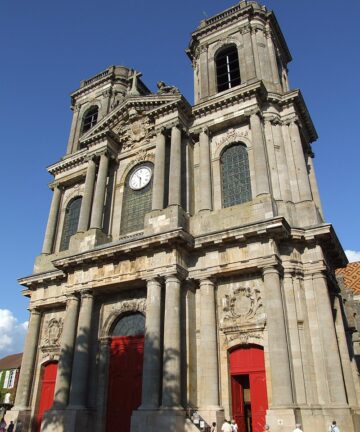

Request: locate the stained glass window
(216, 45), (241, 92)
(60, 197), (82, 251)
(221, 143), (252, 208)
(82, 106), (98, 134)
(120, 163), (153, 235)
(112, 313), (145, 337)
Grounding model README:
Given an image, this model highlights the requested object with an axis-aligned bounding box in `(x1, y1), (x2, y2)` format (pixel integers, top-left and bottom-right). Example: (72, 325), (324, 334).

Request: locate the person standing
(292, 424), (303, 432)
(231, 419), (238, 432)
(0, 419), (6, 432)
(7, 421), (14, 432)
(221, 420), (232, 432)
(328, 421), (340, 432)
(210, 422), (217, 432)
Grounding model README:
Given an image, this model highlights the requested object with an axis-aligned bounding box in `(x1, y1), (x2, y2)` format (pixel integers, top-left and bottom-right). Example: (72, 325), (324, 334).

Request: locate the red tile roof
(0, 353), (22, 370)
(336, 261), (360, 293)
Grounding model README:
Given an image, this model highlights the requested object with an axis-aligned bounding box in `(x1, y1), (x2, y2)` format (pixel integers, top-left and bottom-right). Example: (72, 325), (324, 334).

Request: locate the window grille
(60, 197), (82, 251)
(82, 106), (98, 134)
(221, 143), (252, 208)
(216, 45), (241, 92)
(120, 163), (153, 235)
(112, 313), (145, 337)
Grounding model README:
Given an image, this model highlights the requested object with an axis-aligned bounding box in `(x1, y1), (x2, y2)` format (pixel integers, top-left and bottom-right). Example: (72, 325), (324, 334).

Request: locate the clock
(129, 165), (152, 190)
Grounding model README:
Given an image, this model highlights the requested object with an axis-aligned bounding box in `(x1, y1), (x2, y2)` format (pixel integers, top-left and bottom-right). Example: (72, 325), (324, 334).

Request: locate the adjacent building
(0, 353), (22, 409)
(13, 2), (360, 432)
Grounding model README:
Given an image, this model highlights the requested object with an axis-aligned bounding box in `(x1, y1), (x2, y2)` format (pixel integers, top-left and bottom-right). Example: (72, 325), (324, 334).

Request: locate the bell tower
(187, 0), (323, 229)
(187, 1), (291, 104)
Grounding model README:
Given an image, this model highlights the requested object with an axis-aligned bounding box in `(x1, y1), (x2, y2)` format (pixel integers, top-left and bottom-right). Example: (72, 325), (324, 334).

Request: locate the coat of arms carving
(42, 318), (63, 347)
(222, 286), (263, 326)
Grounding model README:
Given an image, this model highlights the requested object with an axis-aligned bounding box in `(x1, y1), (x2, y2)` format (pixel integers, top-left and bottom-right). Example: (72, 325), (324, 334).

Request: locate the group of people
(0, 419), (14, 432)
(220, 419), (238, 432)
(292, 421), (340, 432)
(217, 419), (341, 432)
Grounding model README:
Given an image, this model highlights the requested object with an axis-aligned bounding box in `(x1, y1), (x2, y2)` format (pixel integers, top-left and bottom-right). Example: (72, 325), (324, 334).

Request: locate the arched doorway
(106, 312), (145, 432)
(230, 345), (268, 432)
(36, 361), (58, 432)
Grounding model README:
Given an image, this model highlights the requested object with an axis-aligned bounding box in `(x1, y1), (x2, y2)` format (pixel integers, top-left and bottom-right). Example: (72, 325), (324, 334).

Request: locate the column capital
(165, 273), (181, 284)
(145, 277), (163, 285)
(29, 307), (41, 316)
(200, 126), (210, 136)
(80, 289), (93, 300)
(49, 182), (64, 192)
(199, 277), (216, 287)
(65, 292), (80, 302)
(262, 265), (280, 277)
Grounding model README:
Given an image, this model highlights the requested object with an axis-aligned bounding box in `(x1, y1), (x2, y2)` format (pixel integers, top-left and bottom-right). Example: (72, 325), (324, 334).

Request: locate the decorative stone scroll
(110, 298), (146, 315)
(216, 128), (249, 152)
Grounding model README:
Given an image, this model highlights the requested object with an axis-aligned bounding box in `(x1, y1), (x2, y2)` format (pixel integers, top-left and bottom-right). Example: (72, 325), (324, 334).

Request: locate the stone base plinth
(41, 407), (91, 432)
(69, 228), (111, 253)
(10, 408), (30, 432)
(144, 205), (189, 235)
(266, 408), (296, 432)
(300, 406), (357, 432)
(131, 408), (191, 432)
(198, 406), (224, 429)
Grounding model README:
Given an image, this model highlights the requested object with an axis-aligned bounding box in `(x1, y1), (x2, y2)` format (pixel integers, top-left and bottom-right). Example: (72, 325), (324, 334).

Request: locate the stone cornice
(192, 80), (266, 119)
(47, 149), (88, 176)
(18, 269), (66, 289)
(78, 94), (191, 146)
(51, 229), (194, 270)
(270, 89), (318, 143)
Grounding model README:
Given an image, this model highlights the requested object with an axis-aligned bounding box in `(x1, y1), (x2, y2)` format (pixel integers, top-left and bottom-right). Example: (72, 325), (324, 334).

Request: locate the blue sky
(0, 0), (359, 356)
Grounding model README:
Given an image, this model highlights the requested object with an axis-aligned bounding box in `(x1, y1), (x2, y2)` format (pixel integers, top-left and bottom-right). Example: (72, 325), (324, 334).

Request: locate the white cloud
(345, 250), (360, 263)
(0, 309), (28, 358)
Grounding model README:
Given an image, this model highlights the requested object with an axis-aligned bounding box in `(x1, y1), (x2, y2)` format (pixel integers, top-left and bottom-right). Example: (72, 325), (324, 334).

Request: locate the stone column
(307, 153), (323, 218)
(95, 338), (111, 432)
(140, 279), (162, 409)
(272, 122), (292, 202)
(152, 129), (166, 211)
(313, 272), (347, 404)
(263, 266), (293, 406)
(288, 121), (312, 202)
(90, 152), (109, 230)
(68, 290), (94, 408)
(333, 296), (358, 406)
(77, 158), (97, 232)
(199, 279), (219, 408)
(265, 27), (280, 84)
(42, 185), (62, 254)
(250, 112), (270, 197)
(14, 308), (41, 408)
(242, 27), (256, 80)
(53, 294), (80, 408)
(66, 105), (81, 154)
(199, 128), (212, 212)
(162, 275), (182, 408)
(168, 125), (182, 207)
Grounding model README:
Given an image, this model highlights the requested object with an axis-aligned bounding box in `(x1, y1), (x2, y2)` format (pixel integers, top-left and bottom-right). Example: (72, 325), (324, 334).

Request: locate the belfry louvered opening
(215, 45), (241, 92)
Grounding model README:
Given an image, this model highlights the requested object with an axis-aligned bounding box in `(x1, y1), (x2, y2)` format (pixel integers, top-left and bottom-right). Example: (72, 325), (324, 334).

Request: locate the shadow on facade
(38, 323), (184, 432)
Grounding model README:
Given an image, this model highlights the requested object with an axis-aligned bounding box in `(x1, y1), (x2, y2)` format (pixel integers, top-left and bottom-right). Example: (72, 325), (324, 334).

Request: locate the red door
(37, 362), (58, 432)
(230, 346), (268, 432)
(106, 335), (144, 432)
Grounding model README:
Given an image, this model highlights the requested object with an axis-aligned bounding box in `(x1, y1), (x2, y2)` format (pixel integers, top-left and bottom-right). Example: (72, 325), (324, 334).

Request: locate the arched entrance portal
(36, 361), (58, 432)
(106, 312), (145, 432)
(230, 345), (268, 432)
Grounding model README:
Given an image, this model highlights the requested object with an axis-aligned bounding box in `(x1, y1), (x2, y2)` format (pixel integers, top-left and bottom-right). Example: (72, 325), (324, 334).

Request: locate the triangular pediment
(79, 92), (192, 149)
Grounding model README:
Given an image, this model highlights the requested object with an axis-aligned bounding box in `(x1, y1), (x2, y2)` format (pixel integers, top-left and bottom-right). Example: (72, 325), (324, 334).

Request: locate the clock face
(129, 165), (152, 190)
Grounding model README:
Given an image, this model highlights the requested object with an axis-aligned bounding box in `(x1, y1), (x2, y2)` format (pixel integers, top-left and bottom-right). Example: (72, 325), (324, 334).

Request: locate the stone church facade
(13, 2), (360, 432)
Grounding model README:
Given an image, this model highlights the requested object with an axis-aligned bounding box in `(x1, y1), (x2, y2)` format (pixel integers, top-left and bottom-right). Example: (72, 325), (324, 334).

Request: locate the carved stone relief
(216, 128), (249, 153)
(40, 317), (64, 358)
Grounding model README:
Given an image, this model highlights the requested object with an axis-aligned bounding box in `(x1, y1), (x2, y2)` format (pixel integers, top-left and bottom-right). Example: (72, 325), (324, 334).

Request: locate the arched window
(120, 162), (153, 235)
(112, 313), (145, 337)
(60, 197), (82, 251)
(221, 143), (252, 208)
(215, 45), (241, 92)
(81, 106), (98, 134)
